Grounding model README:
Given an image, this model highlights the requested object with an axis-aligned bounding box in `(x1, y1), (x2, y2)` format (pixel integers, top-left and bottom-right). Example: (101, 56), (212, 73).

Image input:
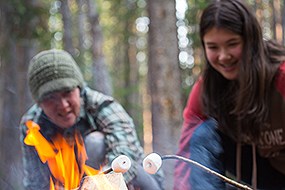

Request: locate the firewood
(78, 173), (128, 190)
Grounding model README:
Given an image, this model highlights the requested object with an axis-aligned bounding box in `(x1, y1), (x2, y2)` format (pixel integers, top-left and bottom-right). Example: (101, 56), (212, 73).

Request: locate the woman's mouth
(58, 111), (73, 118)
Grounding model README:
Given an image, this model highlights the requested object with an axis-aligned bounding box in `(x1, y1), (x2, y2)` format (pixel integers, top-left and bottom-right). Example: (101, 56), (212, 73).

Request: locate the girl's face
(39, 88), (81, 129)
(203, 27), (243, 80)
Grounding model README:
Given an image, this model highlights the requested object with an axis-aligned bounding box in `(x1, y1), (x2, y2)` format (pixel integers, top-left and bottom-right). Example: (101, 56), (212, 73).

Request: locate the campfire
(24, 120), (130, 190)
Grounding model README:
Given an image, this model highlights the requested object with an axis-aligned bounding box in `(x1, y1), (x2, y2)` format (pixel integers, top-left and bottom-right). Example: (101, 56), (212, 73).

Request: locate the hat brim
(37, 78), (80, 102)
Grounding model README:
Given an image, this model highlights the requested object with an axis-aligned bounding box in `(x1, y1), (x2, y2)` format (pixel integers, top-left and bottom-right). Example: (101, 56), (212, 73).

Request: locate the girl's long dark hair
(200, 0), (285, 141)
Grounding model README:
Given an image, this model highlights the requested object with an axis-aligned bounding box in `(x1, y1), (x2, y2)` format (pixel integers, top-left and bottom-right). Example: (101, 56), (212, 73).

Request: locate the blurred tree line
(0, 0), (284, 189)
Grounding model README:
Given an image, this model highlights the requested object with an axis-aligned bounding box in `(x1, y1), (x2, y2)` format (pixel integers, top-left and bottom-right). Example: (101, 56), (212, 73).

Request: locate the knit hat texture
(28, 49), (84, 102)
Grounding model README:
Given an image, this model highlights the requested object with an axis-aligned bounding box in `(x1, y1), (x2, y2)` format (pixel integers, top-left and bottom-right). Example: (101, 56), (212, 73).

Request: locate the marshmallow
(143, 153), (162, 174)
(111, 155), (131, 173)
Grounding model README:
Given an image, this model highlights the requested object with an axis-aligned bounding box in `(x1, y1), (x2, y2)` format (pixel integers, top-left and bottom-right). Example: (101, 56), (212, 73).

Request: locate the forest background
(0, 0), (285, 189)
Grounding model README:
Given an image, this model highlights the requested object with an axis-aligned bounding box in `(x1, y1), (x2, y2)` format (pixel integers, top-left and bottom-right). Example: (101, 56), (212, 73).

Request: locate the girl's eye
(228, 40), (242, 47)
(228, 43), (238, 47)
(207, 46), (218, 50)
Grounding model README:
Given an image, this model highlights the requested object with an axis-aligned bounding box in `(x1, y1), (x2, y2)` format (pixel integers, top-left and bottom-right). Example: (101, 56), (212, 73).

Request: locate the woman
(174, 0), (285, 189)
(20, 49), (164, 190)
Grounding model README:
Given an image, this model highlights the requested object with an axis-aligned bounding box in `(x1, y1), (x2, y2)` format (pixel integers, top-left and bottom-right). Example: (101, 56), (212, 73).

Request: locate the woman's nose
(56, 97), (69, 107)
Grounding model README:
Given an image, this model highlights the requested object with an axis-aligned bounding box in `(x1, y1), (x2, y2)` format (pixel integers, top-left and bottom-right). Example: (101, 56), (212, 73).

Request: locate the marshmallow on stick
(111, 155), (132, 173)
(143, 153), (162, 174)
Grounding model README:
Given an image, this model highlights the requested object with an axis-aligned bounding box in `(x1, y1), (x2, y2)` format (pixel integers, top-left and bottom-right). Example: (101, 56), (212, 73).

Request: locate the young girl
(174, 0), (285, 189)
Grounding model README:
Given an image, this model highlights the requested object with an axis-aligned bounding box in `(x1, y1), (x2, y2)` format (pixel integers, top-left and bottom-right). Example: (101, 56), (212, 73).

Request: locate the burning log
(78, 173), (128, 190)
(143, 153), (253, 190)
(77, 155), (131, 190)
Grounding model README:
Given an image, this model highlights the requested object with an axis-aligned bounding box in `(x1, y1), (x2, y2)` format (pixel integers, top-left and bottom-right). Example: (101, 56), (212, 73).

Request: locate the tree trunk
(271, 0), (277, 40)
(0, 1), (42, 188)
(0, 38), (37, 189)
(147, 0), (183, 188)
(282, 0), (285, 45)
(60, 0), (74, 54)
(87, 0), (112, 96)
(126, 39), (143, 141)
(77, 0), (87, 72)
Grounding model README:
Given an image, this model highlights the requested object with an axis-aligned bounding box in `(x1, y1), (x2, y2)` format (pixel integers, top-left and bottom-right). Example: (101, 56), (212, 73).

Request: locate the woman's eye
(63, 91), (72, 97)
(42, 94), (57, 102)
(63, 89), (76, 98)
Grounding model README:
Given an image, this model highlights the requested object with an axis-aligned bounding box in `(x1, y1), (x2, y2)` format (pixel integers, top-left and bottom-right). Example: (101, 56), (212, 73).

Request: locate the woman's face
(203, 27), (243, 80)
(39, 88), (81, 129)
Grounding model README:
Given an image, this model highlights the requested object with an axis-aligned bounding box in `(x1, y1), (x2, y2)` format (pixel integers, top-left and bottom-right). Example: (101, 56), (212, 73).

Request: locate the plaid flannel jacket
(20, 86), (144, 190)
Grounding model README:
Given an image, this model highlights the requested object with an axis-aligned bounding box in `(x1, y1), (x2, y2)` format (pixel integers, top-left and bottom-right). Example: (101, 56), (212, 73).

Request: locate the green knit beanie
(28, 49), (84, 102)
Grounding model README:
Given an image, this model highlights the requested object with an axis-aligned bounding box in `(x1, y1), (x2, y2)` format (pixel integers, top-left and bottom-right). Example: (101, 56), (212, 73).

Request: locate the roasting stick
(143, 153), (253, 190)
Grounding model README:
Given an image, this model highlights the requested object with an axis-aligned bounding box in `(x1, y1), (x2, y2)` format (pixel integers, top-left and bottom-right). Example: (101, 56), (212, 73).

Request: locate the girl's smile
(203, 27), (243, 80)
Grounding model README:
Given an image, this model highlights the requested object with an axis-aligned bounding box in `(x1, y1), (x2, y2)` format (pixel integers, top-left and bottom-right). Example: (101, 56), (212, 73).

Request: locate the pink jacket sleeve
(276, 62), (285, 97)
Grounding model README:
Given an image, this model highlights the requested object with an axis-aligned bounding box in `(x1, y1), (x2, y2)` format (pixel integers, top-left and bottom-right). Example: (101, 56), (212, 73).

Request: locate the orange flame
(24, 120), (101, 190)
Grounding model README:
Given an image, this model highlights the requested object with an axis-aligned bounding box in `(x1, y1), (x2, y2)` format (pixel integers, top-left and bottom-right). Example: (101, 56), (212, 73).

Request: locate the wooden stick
(102, 168), (113, 174)
(162, 155), (253, 190)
